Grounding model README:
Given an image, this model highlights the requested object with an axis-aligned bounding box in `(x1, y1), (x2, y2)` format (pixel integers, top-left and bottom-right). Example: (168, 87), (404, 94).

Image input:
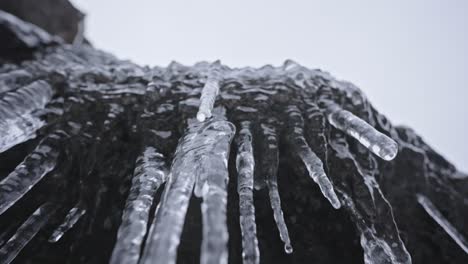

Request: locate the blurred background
(71, 0), (468, 171)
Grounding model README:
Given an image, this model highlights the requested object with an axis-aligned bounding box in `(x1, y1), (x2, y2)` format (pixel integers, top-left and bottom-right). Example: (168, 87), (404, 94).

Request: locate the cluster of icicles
(0, 57), (467, 264)
(0, 11), (467, 263)
(113, 64), (403, 264)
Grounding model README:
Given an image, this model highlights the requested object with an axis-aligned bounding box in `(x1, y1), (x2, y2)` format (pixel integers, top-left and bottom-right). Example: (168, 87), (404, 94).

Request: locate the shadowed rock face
(0, 0), (84, 44)
(0, 4), (467, 264)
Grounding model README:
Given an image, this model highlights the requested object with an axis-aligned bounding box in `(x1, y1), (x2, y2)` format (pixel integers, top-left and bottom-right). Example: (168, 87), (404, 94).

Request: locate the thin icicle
(197, 62), (222, 122)
(0, 202), (56, 264)
(0, 80), (54, 153)
(286, 105), (341, 209)
(110, 147), (168, 264)
(260, 122), (293, 254)
(236, 121), (260, 264)
(416, 194), (468, 254)
(0, 131), (64, 216)
(48, 206), (86, 243)
(141, 113), (233, 264)
(323, 101), (398, 161)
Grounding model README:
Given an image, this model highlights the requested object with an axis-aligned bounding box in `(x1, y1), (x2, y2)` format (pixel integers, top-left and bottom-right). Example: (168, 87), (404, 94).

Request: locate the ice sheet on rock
(0, 132), (63, 216)
(417, 194), (468, 254)
(110, 147), (168, 264)
(141, 113), (234, 264)
(285, 105), (341, 209)
(0, 69), (32, 94)
(197, 62), (222, 122)
(0, 80), (54, 153)
(260, 122), (293, 254)
(323, 101), (398, 161)
(236, 121), (260, 264)
(0, 202), (56, 264)
(49, 206), (86, 243)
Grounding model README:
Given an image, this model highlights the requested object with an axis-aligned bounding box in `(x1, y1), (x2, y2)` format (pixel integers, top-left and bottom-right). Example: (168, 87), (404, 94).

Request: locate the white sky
(71, 0), (468, 171)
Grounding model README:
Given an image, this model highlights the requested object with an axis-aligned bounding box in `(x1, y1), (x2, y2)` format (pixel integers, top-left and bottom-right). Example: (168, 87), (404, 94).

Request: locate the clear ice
(417, 194), (468, 254)
(285, 105), (341, 209)
(0, 202), (56, 264)
(110, 147), (167, 264)
(0, 132), (64, 215)
(324, 101), (398, 161)
(260, 122), (293, 254)
(236, 121), (260, 264)
(0, 80), (54, 153)
(49, 206), (86, 243)
(196, 62), (222, 122)
(194, 120), (235, 264)
(140, 112), (235, 264)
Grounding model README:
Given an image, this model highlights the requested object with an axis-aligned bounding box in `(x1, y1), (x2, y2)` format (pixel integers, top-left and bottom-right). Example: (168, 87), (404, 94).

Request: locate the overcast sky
(71, 0), (467, 171)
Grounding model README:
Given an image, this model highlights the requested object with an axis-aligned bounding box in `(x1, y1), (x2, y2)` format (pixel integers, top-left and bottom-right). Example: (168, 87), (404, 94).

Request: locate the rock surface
(0, 3), (467, 264)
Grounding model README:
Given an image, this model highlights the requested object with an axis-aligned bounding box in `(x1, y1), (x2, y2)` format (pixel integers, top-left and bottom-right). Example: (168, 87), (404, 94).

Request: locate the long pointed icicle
(193, 118), (236, 264)
(110, 147), (167, 264)
(141, 115), (233, 264)
(48, 206), (86, 243)
(236, 121), (260, 264)
(416, 194), (468, 254)
(286, 105), (341, 209)
(197, 62), (222, 122)
(323, 101), (398, 161)
(260, 122), (293, 254)
(0, 131), (64, 216)
(0, 80), (54, 153)
(0, 202), (57, 264)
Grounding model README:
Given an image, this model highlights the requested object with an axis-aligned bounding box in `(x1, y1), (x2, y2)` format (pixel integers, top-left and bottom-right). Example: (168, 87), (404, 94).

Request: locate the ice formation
(0, 202), (56, 264)
(0, 8), (467, 264)
(417, 194), (468, 254)
(110, 147), (167, 264)
(236, 121), (260, 264)
(260, 121), (293, 254)
(0, 132), (63, 215)
(49, 206), (86, 243)
(140, 113), (235, 264)
(0, 80), (54, 153)
(323, 101), (398, 161)
(285, 105), (341, 209)
(197, 62), (222, 122)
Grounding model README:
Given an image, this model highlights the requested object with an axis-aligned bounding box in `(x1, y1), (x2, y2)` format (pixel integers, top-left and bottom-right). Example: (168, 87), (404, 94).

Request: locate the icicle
(48, 206), (86, 243)
(286, 105), (341, 209)
(260, 122), (293, 254)
(236, 121), (260, 264)
(0, 131), (64, 216)
(196, 62), (222, 122)
(194, 118), (235, 264)
(141, 113), (233, 264)
(0, 202), (56, 264)
(416, 194), (468, 254)
(0, 80), (54, 153)
(110, 147), (168, 264)
(323, 101), (398, 161)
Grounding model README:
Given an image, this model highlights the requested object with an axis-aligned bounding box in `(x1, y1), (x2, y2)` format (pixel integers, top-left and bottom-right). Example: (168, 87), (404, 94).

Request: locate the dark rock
(0, 0), (83, 43)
